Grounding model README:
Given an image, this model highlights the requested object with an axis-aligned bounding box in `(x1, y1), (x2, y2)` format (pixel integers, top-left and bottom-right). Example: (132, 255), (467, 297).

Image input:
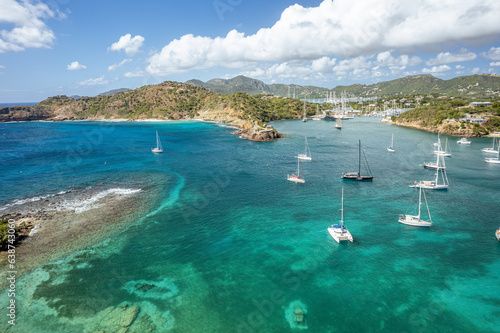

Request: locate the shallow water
(0, 118), (499, 332)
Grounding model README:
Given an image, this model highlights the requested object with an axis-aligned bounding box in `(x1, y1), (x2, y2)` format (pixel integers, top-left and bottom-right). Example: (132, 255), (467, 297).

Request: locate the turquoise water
(1, 118), (499, 332)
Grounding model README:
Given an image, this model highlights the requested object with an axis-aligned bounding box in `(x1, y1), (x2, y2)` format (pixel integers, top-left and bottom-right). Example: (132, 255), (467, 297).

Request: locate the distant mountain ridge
(186, 74), (500, 98)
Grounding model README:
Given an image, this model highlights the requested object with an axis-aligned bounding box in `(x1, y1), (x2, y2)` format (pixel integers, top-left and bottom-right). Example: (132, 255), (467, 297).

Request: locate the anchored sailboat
(151, 130), (163, 153)
(482, 137), (499, 154)
(287, 157), (305, 184)
(341, 140), (373, 181)
(485, 140), (500, 164)
(328, 188), (353, 243)
(412, 144), (449, 190)
(433, 137), (451, 157)
(398, 187), (433, 227)
(298, 136), (312, 161)
(387, 134), (394, 152)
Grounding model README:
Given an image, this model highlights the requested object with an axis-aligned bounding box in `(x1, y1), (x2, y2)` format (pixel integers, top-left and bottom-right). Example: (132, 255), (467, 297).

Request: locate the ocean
(0, 118), (499, 332)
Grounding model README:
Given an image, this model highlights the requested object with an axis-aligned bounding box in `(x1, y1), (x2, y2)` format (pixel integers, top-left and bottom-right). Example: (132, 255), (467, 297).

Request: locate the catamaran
(412, 144), (449, 190)
(457, 137), (471, 144)
(341, 140), (373, 181)
(398, 187), (433, 227)
(387, 134), (395, 152)
(482, 137), (499, 154)
(298, 136), (312, 161)
(328, 188), (353, 243)
(151, 130), (163, 153)
(287, 157), (305, 184)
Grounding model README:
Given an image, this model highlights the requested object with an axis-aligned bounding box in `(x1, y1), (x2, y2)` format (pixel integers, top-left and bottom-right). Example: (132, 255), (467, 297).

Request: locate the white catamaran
(287, 157), (305, 184)
(151, 130), (163, 153)
(298, 136), (312, 161)
(398, 187), (433, 227)
(328, 188), (353, 243)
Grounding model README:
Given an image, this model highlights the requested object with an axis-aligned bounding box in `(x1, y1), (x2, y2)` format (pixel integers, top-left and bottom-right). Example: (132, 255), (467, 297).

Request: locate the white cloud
(482, 47), (500, 60)
(108, 58), (131, 71)
(376, 51), (421, 67)
(146, 0), (500, 75)
(455, 65), (464, 69)
(471, 67), (481, 74)
(311, 56), (336, 73)
(0, 0), (62, 53)
(426, 48), (477, 65)
(77, 76), (109, 86)
(66, 61), (86, 71)
(124, 68), (146, 77)
(490, 62), (500, 67)
(422, 65), (452, 74)
(109, 34), (145, 56)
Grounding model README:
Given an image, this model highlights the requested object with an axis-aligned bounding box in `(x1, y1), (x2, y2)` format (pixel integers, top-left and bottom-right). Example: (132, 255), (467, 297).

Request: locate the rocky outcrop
(393, 119), (485, 137)
(0, 106), (53, 122)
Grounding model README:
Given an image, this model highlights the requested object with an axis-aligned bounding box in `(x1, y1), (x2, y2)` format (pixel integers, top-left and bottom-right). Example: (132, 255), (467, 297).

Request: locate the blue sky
(1, 0), (500, 102)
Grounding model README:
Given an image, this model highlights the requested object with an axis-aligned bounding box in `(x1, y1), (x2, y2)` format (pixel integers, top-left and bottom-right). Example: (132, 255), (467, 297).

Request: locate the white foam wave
(54, 188), (141, 214)
(0, 190), (70, 212)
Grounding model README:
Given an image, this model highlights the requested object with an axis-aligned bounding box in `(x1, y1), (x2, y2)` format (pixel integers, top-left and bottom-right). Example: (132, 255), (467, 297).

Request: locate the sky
(1, 0), (500, 102)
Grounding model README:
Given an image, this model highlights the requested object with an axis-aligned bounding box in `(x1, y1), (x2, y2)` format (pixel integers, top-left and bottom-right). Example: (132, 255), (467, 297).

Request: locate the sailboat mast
(417, 187), (422, 220)
(341, 188), (344, 226)
(358, 140), (361, 176)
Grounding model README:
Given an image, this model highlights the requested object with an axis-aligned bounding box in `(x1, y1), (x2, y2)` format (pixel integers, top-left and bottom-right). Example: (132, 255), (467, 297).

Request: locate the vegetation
(0, 219), (14, 249)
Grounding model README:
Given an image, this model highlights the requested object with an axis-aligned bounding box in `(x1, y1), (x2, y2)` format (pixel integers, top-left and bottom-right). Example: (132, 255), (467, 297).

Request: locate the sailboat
(433, 137), (451, 157)
(387, 134), (395, 152)
(411, 144), (449, 190)
(496, 228), (500, 241)
(335, 116), (342, 129)
(482, 137), (499, 154)
(312, 104), (321, 120)
(398, 187), (433, 227)
(151, 130), (163, 153)
(341, 140), (373, 181)
(485, 140), (500, 164)
(328, 188), (353, 243)
(302, 101), (308, 122)
(287, 157), (305, 184)
(298, 136), (312, 161)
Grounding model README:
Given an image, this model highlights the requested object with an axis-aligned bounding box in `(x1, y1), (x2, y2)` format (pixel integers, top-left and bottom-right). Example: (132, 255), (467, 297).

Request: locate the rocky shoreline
(391, 119), (488, 137)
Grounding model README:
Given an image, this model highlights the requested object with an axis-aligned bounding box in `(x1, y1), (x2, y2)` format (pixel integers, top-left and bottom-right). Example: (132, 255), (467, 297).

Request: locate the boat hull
(398, 215), (432, 227)
(481, 148), (499, 154)
(298, 154), (312, 161)
(485, 158), (500, 164)
(287, 175), (305, 184)
(409, 182), (448, 190)
(496, 229), (500, 241)
(423, 162), (445, 170)
(151, 148), (163, 153)
(387, 147), (394, 152)
(341, 172), (373, 181)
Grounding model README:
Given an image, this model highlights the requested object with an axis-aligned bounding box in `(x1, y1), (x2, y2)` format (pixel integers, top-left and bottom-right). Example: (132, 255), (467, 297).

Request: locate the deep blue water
(0, 102), (38, 107)
(0, 118), (499, 332)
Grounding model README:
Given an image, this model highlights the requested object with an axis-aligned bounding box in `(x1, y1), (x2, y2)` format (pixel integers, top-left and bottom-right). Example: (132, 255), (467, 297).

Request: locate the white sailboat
(433, 137), (451, 157)
(398, 187), (433, 227)
(387, 134), (395, 152)
(482, 137), (499, 154)
(411, 144), (449, 190)
(485, 141), (500, 164)
(328, 188), (353, 243)
(302, 101), (308, 122)
(457, 137), (471, 144)
(151, 130), (163, 153)
(335, 116), (342, 129)
(298, 136), (312, 161)
(287, 157), (305, 184)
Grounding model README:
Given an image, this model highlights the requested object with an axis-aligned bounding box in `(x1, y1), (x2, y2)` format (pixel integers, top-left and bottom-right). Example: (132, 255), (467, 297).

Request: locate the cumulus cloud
(482, 47), (500, 60)
(490, 62), (500, 67)
(422, 65), (452, 74)
(0, 0), (62, 53)
(376, 51), (422, 67)
(108, 58), (131, 71)
(109, 34), (145, 56)
(146, 0), (500, 75)
(67, 61), (86, 71)
(426, 48), (477, 65)
(124, 68), (146, 77)
(77, 76), (109, 86)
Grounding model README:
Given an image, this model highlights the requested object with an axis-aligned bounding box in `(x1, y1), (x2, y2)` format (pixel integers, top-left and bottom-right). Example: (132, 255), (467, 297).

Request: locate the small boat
(496, 228), (500, 241)
(287, 157), (305, 184)
(151, 130), (163, 153)
(341, 140), (373, 181)
(328, 188), (353, 243)
(482, 137), (499, 154)
(298, 136), (312, 161)
(433, 137), (451, 157)
(457, 137), (471, 144)
(412, 144), (449, 190)
(387, 134), (395, 152)
(398, 187), (433, 227)
(485, 144), (500, 164)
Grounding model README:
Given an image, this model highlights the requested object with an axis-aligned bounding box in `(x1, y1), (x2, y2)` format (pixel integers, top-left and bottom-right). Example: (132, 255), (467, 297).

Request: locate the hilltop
(0, 82), (320, 141)
(186, 74), (500, 99)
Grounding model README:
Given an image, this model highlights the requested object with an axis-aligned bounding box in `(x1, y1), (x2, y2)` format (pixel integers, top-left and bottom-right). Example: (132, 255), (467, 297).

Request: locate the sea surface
(0, 118), (499, 332)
